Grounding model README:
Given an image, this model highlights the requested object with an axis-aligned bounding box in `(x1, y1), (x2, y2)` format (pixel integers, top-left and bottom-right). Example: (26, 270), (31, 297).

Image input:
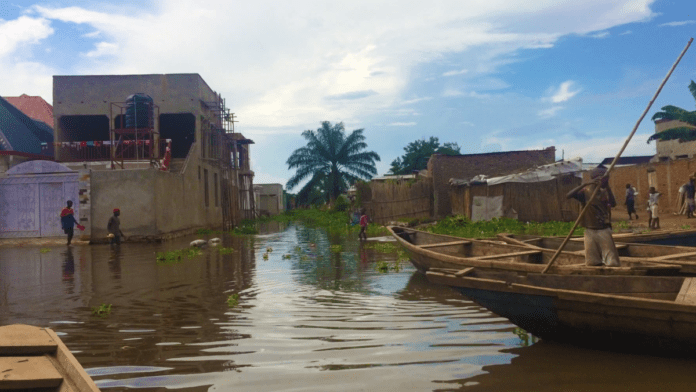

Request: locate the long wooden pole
(542, 37), (693, 274)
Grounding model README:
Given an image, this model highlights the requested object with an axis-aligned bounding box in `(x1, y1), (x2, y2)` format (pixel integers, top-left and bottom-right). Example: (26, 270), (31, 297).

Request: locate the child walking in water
(359, 209), (369, 240)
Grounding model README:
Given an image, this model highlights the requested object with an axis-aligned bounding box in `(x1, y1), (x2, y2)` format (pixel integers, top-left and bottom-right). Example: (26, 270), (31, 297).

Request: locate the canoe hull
(429, 271), (696, 356)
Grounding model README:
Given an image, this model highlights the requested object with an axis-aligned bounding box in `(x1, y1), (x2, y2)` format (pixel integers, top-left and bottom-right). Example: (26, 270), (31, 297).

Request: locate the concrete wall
(428, 147), (556, 218)
(256, 183), (284, 215)
(654, 119), (696, 160)
(91, 169), (157, 239)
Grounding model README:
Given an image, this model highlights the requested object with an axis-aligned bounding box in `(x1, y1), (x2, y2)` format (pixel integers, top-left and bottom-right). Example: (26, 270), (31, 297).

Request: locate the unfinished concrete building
(49, 73), (255, 240)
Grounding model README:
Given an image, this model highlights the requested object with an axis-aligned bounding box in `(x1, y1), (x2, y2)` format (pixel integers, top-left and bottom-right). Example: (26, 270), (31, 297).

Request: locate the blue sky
(1, 0), (695, 189)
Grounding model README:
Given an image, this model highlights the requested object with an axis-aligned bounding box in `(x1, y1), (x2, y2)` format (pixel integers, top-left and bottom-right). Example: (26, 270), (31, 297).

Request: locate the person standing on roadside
(684, 178), (695, 219)
(107, 208), (125, 246)
(625, 184), (638, 220)
(567, 165), (620, 267)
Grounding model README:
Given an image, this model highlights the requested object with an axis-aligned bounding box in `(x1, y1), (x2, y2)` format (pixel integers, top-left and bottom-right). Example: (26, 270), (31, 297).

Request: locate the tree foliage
(648, 80), (696, 143)
(390, 137), (460, 175)
(286, 121), (380, 206)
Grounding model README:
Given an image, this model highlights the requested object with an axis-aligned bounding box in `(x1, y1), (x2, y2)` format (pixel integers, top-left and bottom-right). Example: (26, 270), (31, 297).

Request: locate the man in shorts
(567, 165), (619, 267)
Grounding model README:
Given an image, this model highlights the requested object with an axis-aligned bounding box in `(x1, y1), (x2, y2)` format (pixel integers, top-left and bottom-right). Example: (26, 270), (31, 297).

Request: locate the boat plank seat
(419, 240), (472, 249)
(0, 357), (63, 389)
(676, 278), (696, 305)
(472, 250), (542, 260)
(0, 324), (57, 355)
(615, 244), (628, 250)
(655, 251), (696, 261)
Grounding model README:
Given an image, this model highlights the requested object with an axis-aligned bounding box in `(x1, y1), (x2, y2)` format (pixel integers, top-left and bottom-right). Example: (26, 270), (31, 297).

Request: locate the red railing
(52, 139), (170, 162)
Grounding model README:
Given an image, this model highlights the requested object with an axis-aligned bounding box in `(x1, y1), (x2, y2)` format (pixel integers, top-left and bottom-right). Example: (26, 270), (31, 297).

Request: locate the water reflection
(1, 224), (693, 391)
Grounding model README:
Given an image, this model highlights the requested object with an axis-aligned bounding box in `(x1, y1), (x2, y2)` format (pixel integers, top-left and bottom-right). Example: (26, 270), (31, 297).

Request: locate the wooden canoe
(426, 268), (696, 356)
(388, 226), (681, 276)
(498, 233), (696, 274)
(0, 324), (100, 391)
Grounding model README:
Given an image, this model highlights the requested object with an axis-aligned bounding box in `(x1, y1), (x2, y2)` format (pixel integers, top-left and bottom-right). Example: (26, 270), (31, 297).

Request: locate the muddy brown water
(2, 223), (696, 391)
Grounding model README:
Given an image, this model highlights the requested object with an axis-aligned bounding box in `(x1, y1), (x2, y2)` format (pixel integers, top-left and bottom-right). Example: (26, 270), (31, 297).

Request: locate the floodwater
(2, 223), (696, 391)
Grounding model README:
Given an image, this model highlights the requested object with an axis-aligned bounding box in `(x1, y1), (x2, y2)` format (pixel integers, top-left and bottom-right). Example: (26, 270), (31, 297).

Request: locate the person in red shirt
(359, 209), (369, 241)
(60, 200), (84, 245)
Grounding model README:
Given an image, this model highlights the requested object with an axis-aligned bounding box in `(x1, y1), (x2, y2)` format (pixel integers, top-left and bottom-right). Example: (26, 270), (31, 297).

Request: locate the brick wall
(428, 147), (556, 217)
(585, 157), (696, 216)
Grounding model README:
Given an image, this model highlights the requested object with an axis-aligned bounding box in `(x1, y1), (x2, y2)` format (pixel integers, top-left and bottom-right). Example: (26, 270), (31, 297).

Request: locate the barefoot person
(358, 209), (369, 241)
(60, 200), (84, 245)
(625, 184), (638, 220)
(648, 187), (661, 229)
(107, 208), (125, 246)
(567, 165), (620, 267)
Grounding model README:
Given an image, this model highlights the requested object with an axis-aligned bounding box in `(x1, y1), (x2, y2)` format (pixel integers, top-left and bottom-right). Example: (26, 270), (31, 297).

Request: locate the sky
(1, 0), (696, 190)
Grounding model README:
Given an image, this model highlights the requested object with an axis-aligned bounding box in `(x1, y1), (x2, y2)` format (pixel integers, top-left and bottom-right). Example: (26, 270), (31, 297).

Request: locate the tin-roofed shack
(449, 158), (583, 222)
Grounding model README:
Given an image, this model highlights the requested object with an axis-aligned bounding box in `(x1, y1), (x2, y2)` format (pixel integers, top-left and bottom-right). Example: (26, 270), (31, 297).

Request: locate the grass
(219, 247), (235, 255)
(39, 248), (51, 253)
(681, 224), (692, 230)
(226, 294), (239, 307)
(425, 216), (584, 238)
(330, 244), (342, 253)
(91, 303), (112, 317)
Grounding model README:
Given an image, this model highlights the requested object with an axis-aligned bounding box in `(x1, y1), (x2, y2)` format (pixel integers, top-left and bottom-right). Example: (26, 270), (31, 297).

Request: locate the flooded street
(2, 223), (696, 391)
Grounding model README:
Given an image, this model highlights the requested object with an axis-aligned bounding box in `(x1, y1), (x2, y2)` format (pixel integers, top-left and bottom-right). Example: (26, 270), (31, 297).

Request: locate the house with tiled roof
(0, 95), (53, 155)
(4, 94), (54, 128)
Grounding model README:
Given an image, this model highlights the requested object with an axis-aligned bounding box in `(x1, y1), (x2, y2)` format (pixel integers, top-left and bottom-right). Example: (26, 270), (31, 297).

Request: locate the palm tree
(648, 80), (696, 143)
(287, 121), (380, 205)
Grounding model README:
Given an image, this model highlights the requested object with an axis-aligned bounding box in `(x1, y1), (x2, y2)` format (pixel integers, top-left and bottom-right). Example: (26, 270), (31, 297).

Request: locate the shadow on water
(2, 223), (696, 391)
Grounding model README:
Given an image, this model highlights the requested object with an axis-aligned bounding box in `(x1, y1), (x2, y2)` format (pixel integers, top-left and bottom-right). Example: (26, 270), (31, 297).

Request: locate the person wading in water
(60, 200), (84, 245)
(107, 208), (125, 246)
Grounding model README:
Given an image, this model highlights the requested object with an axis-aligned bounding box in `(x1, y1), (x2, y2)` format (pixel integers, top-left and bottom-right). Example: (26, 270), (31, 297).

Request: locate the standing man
(107, 208), (125, 246)
(683, 178), (695, 219)
(567, 165), (620, 267)
(648, 187), (661, 229)
(625, 184), (638, 220)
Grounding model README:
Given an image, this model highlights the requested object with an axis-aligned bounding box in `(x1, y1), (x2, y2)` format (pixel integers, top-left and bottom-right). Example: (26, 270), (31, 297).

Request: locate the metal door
(39, 183), (64, 237)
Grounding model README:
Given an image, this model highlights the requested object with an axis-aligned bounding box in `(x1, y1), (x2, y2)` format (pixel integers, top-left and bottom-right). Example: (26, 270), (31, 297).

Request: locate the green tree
(648, 80), (696, 143)
(286, 121), (380, 205)
(390, 137), (460, 175)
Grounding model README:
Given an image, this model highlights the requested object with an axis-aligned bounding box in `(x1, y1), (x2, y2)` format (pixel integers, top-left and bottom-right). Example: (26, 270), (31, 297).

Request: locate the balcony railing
(51, 139), (171, 162)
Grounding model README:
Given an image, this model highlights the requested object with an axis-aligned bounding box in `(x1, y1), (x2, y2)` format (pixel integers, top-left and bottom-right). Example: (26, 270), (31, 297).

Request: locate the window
(214, 173), (219, 207)
(204, 169), (209, 207)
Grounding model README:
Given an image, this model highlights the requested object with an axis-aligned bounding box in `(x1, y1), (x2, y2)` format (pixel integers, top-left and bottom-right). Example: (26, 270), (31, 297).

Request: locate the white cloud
(442, 69), (468, 77)
(23, 0), (653, 130)
(84, 41), (118, 58)
(552, 133), (655, 163)
(619, 30), (633, 35)
(442, 88), (463, 97)
(548, 81), (581, 103)
(659, 20), (696, 27)
(388, 122), (416, 126)
(588, 31), (610, 38)
(0, 15), (53, 57)
(401, 96), (432, 105)
(538, 106), (565, 118)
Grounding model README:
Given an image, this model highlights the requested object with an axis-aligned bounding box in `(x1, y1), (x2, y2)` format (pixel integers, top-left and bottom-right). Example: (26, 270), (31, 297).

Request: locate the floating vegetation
(196, 228), (214, 235)
(375, 260), (402, 273)
(397, 249), (409, 262)
(363, 242), (398, 253)
(300, 255), (309, 261)
(91, 303), (112, 318)
(330, 244), (342, 253)
(262, 253), (269, 260)
(282, 254), (292, 259)
(514, 327), (538, 347)
(39, 248), (51, 253)
(156, 247), (204, 264)
(226, 294), (239, 307)
(294, 246), (302, 252)
(219, 247), (235, 255)
(266, 247), (273, 252)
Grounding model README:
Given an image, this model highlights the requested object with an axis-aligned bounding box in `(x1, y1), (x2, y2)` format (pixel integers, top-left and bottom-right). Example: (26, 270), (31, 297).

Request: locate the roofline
(432, 146), (555, 159)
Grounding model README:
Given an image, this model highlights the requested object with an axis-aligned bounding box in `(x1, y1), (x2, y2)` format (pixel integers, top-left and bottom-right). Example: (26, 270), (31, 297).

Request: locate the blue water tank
(124, 93), (154, 129)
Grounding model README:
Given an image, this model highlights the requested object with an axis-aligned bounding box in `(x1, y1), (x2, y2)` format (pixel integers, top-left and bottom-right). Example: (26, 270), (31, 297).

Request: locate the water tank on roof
(124, 93), (154, 129)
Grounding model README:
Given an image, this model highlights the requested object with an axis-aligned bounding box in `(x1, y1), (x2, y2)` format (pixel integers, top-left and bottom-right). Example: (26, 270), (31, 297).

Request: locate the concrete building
(427, 147), (556, 218)
(15, 73), (256, 241)
(653, 119), (696, 161)
(256, 184), (285, 216)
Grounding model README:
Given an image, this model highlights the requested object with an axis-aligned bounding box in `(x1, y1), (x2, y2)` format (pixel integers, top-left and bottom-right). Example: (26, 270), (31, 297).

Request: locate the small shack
(449, 158), (583, 222)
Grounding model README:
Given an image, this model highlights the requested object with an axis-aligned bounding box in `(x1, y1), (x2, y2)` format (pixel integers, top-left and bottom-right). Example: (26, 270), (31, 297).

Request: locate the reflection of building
(256, 184), (285, 216)
(0, 74), (255, 240)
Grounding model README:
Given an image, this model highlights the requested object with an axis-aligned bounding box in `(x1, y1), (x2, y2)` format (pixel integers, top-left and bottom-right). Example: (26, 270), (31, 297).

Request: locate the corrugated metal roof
(0, 96), (48, 154)
(4, 94), (53, 128)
